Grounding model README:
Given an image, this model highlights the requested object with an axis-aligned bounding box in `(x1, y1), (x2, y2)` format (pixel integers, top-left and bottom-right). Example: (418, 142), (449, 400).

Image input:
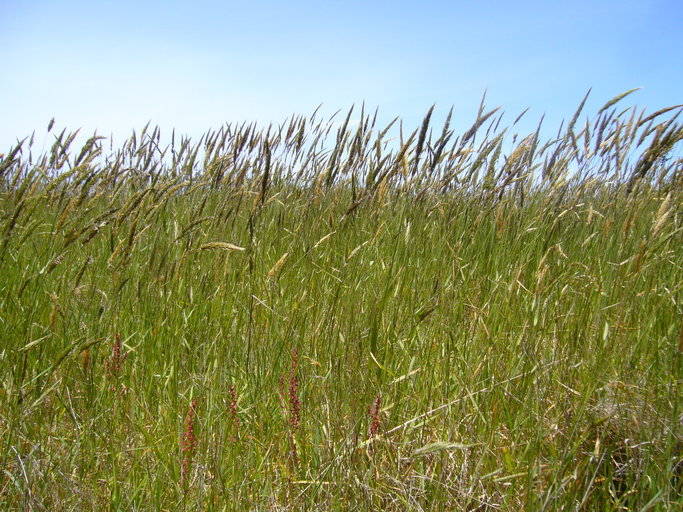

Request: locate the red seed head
(288, 348), (301, 430)
(181, 398), (199, 483)
(369, 393), (381, 438)
(228, 385), (240, 432)
(106, 332), (127, 379)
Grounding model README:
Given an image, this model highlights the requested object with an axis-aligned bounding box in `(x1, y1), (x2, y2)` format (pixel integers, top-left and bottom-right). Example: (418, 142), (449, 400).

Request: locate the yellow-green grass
(0, 93), (681, 510)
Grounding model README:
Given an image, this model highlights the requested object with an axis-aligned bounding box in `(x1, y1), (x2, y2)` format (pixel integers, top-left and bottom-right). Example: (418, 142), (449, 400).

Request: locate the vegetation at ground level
(1, 92), (682, 510)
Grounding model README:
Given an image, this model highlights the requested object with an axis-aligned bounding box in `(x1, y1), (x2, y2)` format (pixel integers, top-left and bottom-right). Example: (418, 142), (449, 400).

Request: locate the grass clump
(0, 92), (682, 510)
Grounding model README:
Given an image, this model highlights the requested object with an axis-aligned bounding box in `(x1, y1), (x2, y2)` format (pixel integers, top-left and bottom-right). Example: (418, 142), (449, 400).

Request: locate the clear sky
(1, 0), (681, 152)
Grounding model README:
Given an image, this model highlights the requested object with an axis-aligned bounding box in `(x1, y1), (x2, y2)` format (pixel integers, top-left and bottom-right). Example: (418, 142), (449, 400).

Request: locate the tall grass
(0, 92), (682, 510)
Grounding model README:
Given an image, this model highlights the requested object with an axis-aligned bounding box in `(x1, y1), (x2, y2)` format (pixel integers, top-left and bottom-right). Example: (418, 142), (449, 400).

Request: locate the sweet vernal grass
(0, 92), (682, 510)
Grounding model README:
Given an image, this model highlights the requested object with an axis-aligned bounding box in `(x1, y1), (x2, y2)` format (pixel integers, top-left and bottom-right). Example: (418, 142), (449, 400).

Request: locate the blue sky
(1, 0), (681, 151)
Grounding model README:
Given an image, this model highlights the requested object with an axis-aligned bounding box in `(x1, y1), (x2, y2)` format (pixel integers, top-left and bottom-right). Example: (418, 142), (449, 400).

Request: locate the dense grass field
(1, 93), (682, 510)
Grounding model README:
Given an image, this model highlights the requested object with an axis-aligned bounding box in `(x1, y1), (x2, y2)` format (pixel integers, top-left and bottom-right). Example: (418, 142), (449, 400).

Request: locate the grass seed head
(369, 392), (382, 438)
(288, 348), (301, 431)
(181, 397), (200, 485)
(106, 333), (127, 381)
(228, 384), (241, 436)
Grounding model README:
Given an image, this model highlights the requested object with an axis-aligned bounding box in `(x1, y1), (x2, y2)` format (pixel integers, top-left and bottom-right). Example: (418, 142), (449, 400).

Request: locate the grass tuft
(0, 93), (682, 509)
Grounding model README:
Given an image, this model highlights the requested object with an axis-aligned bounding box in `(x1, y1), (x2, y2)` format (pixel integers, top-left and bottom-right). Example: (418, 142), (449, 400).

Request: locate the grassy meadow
(1, 92), (682, 510)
